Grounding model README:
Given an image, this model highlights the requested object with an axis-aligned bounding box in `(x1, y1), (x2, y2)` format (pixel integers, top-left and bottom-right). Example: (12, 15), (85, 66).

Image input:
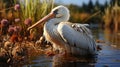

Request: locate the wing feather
(57, 22), (97, 54)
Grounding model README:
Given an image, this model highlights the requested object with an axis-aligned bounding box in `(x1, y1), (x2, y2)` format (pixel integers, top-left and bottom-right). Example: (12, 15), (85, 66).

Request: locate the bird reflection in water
(52, 55), (97, 67)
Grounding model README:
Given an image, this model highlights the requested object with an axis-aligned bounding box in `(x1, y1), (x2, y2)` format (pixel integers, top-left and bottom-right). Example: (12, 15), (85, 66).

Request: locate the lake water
(23, 27), (120, 67)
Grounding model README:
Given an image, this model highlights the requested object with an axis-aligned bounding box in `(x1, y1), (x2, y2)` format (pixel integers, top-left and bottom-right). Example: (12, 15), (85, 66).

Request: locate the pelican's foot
(45, 50), (55, 56)
(57, 50), (69, 57)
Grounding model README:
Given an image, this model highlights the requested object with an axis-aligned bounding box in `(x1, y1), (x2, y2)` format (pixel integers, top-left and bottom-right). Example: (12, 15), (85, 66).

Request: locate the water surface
(23, 27), (120, 67)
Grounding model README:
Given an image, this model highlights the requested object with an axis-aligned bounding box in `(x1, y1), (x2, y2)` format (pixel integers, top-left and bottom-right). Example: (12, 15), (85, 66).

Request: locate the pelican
(27, 5), (97, 56)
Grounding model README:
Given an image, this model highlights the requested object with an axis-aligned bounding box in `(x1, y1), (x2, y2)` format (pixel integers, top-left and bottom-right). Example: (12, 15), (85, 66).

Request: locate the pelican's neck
(44, 15), (70, 36)
(45, 17), (68, 27)
(43, 18), (61, 44)
(43, 18), (66, 50)
(43, 16), (70, 51)
(45, 19), (59, 28)
(44, 19), (59, 35)
(44, 18), (66, 40)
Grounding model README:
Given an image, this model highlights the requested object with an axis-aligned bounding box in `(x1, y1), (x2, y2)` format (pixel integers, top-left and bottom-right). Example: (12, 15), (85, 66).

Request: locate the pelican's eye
(53, 9), (63, 18)
(53, 9), (58, 14)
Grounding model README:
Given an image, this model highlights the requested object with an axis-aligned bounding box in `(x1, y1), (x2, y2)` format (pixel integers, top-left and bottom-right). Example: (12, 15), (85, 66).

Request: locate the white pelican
(27, 5), (97, 56)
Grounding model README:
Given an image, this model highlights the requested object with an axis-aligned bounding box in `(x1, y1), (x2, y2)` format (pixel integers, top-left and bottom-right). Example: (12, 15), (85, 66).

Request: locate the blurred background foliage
(66, 0), (120, 30)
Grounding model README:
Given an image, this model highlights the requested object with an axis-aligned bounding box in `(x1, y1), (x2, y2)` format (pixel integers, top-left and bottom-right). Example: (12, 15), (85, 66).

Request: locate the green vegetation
(103, 0), (120, 31)
(0, 0), (54, 41)
(68, 0), (120, 29)
(68, 0), (106, 24)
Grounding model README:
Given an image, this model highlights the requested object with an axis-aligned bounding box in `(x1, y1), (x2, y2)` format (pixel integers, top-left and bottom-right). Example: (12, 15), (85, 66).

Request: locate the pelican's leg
(61, 49), (68, 57)
(45, 48), (56, 56)
(58, 45), (70, 57)
(56, 49), (66, 57)
(45, 44), (61, 56)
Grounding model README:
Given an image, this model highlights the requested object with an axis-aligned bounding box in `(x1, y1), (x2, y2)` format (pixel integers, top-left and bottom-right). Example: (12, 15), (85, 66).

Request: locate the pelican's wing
(57, 22), (97, 54)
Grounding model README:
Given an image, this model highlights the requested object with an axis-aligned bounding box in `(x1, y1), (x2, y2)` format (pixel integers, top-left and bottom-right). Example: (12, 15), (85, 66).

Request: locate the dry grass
(0, 0), (54, 65)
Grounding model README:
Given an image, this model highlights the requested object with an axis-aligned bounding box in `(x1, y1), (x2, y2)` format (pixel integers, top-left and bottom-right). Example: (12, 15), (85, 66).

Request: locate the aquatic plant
(8, 25), (22, 36)
(103, 0), (120, 30)
(14, 25), (22, 32)
(18, 0), (54, 24)
(14, 18), (20, 23)
(14, 4), (20, 11)
(8, 26), (15, 34)
(0, 19), (9, 35)
(17, 0), (54, 40)
(0, 19), (8, 27)
(24, 18), (32, 25)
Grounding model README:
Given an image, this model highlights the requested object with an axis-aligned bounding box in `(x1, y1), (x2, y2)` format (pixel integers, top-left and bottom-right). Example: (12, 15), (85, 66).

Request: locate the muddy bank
(0, 35), (46, 66)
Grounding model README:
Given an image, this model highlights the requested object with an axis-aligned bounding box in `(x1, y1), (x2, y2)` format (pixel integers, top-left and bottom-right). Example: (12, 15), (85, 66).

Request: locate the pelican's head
(36, 6), (70, 24)
(51, 5), (70, 21)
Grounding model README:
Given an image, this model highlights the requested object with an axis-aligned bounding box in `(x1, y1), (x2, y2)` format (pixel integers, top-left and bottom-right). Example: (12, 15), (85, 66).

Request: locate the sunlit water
(23, 27), (120, 67)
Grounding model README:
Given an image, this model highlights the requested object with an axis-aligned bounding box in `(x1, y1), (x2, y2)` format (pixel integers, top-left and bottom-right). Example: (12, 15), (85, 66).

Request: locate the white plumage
(28, 5), (97, 56)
